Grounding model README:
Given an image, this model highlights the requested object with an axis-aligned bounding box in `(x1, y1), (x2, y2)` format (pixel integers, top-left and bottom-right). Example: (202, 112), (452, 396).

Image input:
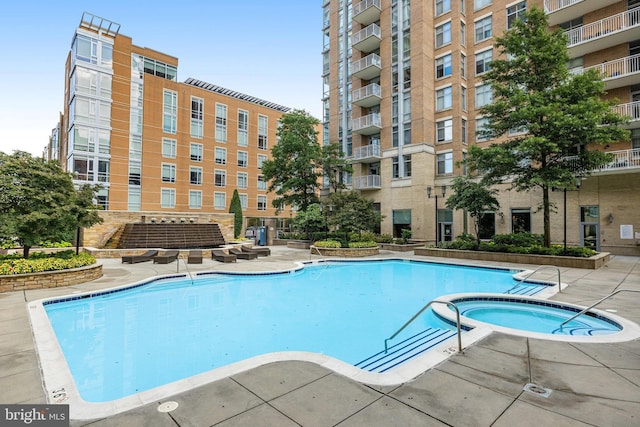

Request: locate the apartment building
(48, 12), (293, 226)
(323, 0), (640, 255)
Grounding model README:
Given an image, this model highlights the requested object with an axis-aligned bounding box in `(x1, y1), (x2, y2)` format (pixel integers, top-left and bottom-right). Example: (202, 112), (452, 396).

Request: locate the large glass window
(436, 86), (453, 111)
(189, 191), (202, 209)
(239, 194), (248, 210)
(475, 49), (493, 75)
(162, 163), (176, 183)
(474, 0), (491, 10)
(257, 195), (267, 211)
(257, 175), (267, 190)
(214, 170), (226, 187)
(436, 22), (452, 48)
(215, 104), (227, 142)
(237, 172), (248, 189)
(507, 2), (527, 29)
(215, 147), (227, 165)
(258, 115), (268, 150)
(237, 151), (248, 168)
(436, 0), (451, 16)
(475, 84), (493, 107)
(191, 97), (203, 138)
(162, 138), (176, 158)
(437, 152), (453, 174)
(190, 143), (203, 162)
(474, 16), (492, 43)
(436, 54), (453, 78)
(511, 208), (531, 233)
(190, 167), (202, 185)
(163, 90), (177, 134)
(476, 117), (490, 141)
(437, 119), (453, 143)
(478, 212), (496, 239)
(238, 110), (249, 146)
(161, 189), (175, 208)
(214, 192), (226, 210)
(258, 154), (268, 169)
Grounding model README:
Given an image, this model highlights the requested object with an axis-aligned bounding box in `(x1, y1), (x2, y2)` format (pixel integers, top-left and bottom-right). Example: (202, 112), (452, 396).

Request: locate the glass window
(162, 138), (176, 158)
(214, 192), (226, 210)
(238, 110), (249, 146)
(257, 195), (267, 211)
(475, 16), (492, 43)
(475, 49), (492, 75)
(189, 191), (202, 209)
(258, 154), (268, 169)
(215, 147), (227, 165)
(215, 104), (227, 142)
(237, 172), (248, 189)
(128, 187), (141, 211)
(475, 0), (491, 10)
(475, 84), (493, 107)
(507, 2), (527, 29)
(258, 115), (268, 150)
(478, 212), (495, 239)
(461, 86), (467, 111)
(437, 152), (453, 174)
(436, 0), (451, 16)
(511, 208), (531, 233)
(476, 117), (490, 141)
(161, 188), (175, 208)
(214, 170), (226, 187)
(437, 119), (453, 143)
(163, 90), (177, 134)
(239, 194), (248, 210)
(461, 53), (466, 77)
(162, 163), (176, 183)
(436, 86), (453, 111)
(461, 21), (466, 46)
(436, 22), (452, 48)
(190, 143), (203, 162)
(436, 54), (453, 78)
(257, 175), (267, 190)
(238, 151), (248, 168)
(190, 167), (202, 185)
(191, 97), (203, 138)
(462, 118), (467, 144)
(129, 161), (141, 185)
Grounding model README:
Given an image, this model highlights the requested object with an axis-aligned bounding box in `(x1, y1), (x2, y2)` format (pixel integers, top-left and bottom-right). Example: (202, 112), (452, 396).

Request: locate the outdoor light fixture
(426, 185), (447, 245)
(608, 213), (614, 224)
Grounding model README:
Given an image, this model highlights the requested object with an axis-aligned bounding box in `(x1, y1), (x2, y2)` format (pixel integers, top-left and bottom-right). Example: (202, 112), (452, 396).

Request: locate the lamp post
(427, 185), (447, 245)
(554, 178), (581, 253)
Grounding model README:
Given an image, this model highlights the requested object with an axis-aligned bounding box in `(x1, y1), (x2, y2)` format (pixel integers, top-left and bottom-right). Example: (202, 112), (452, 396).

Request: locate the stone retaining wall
(0, 264), (103, 293)
(311, 246), (379, 257)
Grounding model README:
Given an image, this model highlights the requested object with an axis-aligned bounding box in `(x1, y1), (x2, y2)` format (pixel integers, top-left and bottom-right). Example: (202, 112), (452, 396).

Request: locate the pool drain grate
(158, 401), (179, 412)
(523, 383), (552, 398)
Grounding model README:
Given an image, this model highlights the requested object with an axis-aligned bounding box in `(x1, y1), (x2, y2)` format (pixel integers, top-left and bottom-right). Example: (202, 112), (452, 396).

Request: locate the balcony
(353, 0), (381, 26)
(352, 113), (382, 135)
(352, 53), (382, 80)
(352, 23), (381, 53)
(565, 148), (640, 174)
(350, 144), (381, 163)
(353, 174), (382, 190)
(612, 101), (640, 129)
(352, 83), (382, 108)
(575, 54), (640, 90)
(565, 7), (640, 58)
(545, 0), (619, 27)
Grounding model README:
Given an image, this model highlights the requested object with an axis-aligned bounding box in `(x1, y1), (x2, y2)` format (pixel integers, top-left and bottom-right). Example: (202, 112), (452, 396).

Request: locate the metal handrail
(560, 289), (640, 328)
(177, 256), (194, 286)
(309, 245), (323, 260)
(384, 299), (463, 354)
(507, 265), (562, 294)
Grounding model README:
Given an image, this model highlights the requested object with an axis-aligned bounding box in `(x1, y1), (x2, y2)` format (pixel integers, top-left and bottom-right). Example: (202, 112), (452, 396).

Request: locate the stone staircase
(116, 223), (226, 249)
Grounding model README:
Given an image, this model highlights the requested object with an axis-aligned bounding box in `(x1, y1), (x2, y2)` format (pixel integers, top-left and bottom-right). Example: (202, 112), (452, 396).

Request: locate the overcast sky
(0, 0), (322, 156)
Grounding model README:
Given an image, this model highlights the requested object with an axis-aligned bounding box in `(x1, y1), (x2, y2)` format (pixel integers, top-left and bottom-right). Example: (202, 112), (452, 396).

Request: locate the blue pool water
(44, 260), (544, 402)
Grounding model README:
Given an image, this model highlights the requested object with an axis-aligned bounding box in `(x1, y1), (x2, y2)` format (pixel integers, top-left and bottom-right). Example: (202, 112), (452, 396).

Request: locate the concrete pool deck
(1, 247), (639, 426)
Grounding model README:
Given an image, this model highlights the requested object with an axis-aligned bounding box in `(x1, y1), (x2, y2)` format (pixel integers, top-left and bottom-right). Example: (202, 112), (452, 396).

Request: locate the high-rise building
(49, 12), (293, 225)
(323, 0), (640, 255)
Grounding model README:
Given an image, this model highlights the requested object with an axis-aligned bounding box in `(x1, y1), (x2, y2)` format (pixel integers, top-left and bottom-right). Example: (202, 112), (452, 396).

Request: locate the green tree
(320, 142), (353, 193)
(445, 176), (500, 245)
(466, 7), (629, 247)
(0, 151), (103, 258)
(229, 189), (243, 239)
(326, 191), (383, 240)
(262, 110), (321, 213)
(291, 203), (325, 241)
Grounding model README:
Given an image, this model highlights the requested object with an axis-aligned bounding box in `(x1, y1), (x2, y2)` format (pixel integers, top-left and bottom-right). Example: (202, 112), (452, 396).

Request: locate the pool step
(506, 284), (544, 296)
(355, 328), (457, 373)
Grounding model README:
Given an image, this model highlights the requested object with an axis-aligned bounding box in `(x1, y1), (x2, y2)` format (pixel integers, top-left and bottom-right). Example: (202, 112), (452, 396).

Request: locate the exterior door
(440, 223), (453, 242)
(580, 206), (600, 251)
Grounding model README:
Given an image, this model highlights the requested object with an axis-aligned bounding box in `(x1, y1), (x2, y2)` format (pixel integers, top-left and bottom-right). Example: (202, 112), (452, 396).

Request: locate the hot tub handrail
(560, 289), (640, 328)
(508, 265), (562, 294)
(384, 299), (463, 354)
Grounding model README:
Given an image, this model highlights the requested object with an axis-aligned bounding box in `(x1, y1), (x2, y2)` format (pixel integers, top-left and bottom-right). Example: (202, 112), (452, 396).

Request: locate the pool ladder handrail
(507, 265), (562, 294)
(384, 299), (463, 354)
(560, 289), (640, 328)
(310, 245), (323, 259)
(177, 255), (194, 286)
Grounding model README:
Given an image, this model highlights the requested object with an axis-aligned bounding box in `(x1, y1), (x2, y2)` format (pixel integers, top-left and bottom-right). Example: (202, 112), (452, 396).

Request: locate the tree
(229, 189), (243, 239)
(262, 110), (321, 213)
(326, 191), (383, 239)
(466, 7), (629, 247)
(446, 176), (500, 245)
(291, 204), (325, 241)
(0, 151), (103, 258)
(320, 142), (353, 193)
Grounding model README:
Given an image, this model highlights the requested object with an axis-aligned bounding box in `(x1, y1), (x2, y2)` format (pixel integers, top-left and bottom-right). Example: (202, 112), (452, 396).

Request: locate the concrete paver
(0, 247), (639, 426)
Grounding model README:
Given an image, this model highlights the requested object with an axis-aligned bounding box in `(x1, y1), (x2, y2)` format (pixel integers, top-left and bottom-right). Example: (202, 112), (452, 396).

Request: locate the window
(258, 115), (268, 149)
(161, 188), (175, 208)
(461, 85), (467, 111)
(257, 195), (267, 211)
(437, 119), (453, 143)
(475, 16), (492, 43)
(436, 86), (453, 111)
(190, 143), (203, 162)
(257, 175), (267, 190)
(163, 90), (177, 134)
(392, 155), (412, 178)
(437, 152), (453, 174)
(237, 151), (248, 168)
(128, 187), (140, 211)
(507, 2), (527, 29)
(475, 84), (493, 107)
(476, 117), (490, 141)
(478, 212), (495, 239)
(129, 161), (141, 185)
(189, 191), (202, 209)
(461, 53), (466, 77)
(258, 154), (268, 169)
(214, 192), (226, 210)
(237, 172), (248, 189)
(214, 170), (226, 187)
(190, 167), (202, 185)
(462, 118), (467, 144)
(436, 22), (452, 48)
(436, 54), (453, 78)
(475, 49), (492, 75)
(461, 21), (466, 46)
(162, 163), (176, 183)
(238, 110), (248, 146)
(215, 104), (227, 142)
(511, 208), (531, 233)
(239, 194), (248, 210)
(162, 138), (176, 158)
(474, 0), (491, 10)
(436, 0), (451, 16)
(215, 147), (227, 165)
(191, 97), (203, 138)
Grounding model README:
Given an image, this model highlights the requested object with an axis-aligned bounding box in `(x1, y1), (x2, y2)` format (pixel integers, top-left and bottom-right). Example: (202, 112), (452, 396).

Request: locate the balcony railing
(351, 144), (381, 163)
(565, 7), (640, 48)
(351, 53), (382, 80)
(545, 0), (620, 27)
(565, 148), (640, 173)
(544, 0), (581, 13)
(573, 54), (640, 89)
(612, 101), (640, 123)
(353, 0), (382, 26)
(353, 174), (382, 190)
(352, 83), (382, 108)
(352, 23), (381, 53)
(352, 113), (382, 135)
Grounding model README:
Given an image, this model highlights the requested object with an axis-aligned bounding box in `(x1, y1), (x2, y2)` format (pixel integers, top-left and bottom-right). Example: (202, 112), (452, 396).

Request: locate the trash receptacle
(258, 226), (267, 246)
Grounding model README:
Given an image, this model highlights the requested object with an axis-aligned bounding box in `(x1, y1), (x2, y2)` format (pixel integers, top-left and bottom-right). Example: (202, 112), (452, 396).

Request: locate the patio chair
(212, 249), (237, 263)
(241, 245), (271, 257)
(121, 250), (159, 264)
(153, 250), (180, 264)
(229, 247), (258, 260)
(188, 250), (203, 264)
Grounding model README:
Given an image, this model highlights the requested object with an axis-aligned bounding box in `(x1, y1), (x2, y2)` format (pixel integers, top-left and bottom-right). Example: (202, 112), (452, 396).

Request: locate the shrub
(38, 240), (73, 248)
(375, 234), (394, 243)
(492, 233), (543, 247)
(0, 252), (96, 275)
(348, 241), (378, 248)
(314, 239), (342, 248)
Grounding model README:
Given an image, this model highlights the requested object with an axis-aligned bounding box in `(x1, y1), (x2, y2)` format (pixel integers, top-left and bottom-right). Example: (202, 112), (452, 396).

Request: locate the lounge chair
(121, 250), (159, 264)
(187, 250), (203, 264)
(153, 250), (180, 264)
(241, 245), (271, 257)
(212, 249), (236, 263)
(229, 247), (258, 260)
